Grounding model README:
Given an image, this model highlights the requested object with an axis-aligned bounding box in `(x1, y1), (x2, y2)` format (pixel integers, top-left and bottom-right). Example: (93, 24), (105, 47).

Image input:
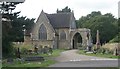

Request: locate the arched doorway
(72, 32), (82, 49)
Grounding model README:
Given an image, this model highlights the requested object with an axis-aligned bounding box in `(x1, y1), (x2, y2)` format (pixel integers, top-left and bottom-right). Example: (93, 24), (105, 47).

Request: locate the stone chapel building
(25, 10), (93, 50)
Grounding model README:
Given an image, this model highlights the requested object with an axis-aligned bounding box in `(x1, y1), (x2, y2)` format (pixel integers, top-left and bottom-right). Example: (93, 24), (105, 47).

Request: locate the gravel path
(54, 49), (115, 62)
(49, 49), (118, 67)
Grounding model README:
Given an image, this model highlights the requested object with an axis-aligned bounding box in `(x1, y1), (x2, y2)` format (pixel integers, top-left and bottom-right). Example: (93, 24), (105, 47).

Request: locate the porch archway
(72, 32), (82, 49)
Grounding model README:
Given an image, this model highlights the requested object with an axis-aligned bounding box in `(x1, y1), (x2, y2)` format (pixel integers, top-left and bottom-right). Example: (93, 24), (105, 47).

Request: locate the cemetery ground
(78, 50), (120, 59)
(49, 49), (118, 67)
(78, 43), (120, 59)
(2, 43), (119, 68)
(2, 43), (65, 67)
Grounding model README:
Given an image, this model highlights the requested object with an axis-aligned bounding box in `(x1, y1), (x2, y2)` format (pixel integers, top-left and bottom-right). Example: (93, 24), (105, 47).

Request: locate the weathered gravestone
(15, 48), (21, 59)
(34, 44), (39, 54)
(43, 46), (49, 54)
(39, 45), (43, 54)
(24, 56), (44, 62)
(113, 47), (118, 56)
(7, 58), (13, 63)
(48, 47), (53, 55)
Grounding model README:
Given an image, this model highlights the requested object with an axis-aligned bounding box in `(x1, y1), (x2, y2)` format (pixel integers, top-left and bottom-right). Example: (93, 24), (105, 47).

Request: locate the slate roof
(46, 13), (72, 28)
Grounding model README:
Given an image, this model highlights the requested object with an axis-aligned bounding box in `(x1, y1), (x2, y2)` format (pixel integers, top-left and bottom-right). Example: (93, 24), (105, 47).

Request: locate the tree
(77, 11), (118, 44)
(1, 1), (35, 57)
(1, 1), (22, 57)
(110, 18), (120, 43)
(57, 6), (71, 13)
(10, 15), (35, 42)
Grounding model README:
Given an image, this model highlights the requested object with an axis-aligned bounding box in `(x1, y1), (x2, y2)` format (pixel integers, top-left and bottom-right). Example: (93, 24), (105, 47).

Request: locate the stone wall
(102, 43), (119, 51)
(32, 40), (54, 48)
(58, 40), (70, 49)
(56, 28), (71, 49)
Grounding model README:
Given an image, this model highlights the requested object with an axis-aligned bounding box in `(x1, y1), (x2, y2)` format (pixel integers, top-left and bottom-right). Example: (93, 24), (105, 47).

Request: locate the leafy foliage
(1, 2), (35, 57)
(57, 6), (71, 13)
(10, 16), (35, 42)
(77, 11), (118, 44)
(1, 2), (20, 57)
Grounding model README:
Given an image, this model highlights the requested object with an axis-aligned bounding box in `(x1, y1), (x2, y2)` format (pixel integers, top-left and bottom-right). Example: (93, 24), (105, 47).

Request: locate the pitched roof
(46, 13), (72, 28)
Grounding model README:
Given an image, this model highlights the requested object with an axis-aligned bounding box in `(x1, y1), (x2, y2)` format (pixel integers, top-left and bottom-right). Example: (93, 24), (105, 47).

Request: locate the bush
(97, 48), (114, 55)
(97, 48), (105, 54)
(109, 32), (120, 43)
(2, 41), (15, 58)
(21, 48), (28, 54)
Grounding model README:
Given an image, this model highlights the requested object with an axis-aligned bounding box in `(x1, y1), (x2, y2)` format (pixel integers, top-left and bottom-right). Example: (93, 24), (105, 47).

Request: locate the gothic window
(39, 24), (47, 40)
(60, 30), (66, 40)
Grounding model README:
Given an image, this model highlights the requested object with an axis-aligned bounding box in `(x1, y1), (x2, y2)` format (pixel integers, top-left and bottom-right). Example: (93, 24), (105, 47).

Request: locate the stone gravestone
(39, 45), (43, 54)
(34, 44), (38, 54)
(28, 49), (33, 54)
(24, 56), (44, 62)
(43, 46), (49, 54)
(113, 47), (118, 56)
(96, 30), (101, 50)
(48, 47), (53, 55)
(7, 58), (13, 63)
(15, 48), (21, 59)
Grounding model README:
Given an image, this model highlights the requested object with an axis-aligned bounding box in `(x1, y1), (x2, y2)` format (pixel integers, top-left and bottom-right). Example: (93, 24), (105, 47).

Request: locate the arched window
(60, 30), (66, 40)
(39, 24), (47, 40)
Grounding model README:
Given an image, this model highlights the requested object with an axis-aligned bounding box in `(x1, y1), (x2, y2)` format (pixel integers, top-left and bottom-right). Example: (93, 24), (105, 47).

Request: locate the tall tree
(110, 18), (120, 43)
(57, 6), (71, 13)
(77, 11), (118, 44)
(1, 1), (21, 57)
(1, 1), (35, 57)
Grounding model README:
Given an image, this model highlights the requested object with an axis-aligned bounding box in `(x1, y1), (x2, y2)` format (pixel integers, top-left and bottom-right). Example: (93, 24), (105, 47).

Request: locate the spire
(41, 9), (44, 13)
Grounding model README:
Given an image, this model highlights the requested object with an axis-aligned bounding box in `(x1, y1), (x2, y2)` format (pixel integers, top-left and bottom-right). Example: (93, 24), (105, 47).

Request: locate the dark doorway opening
(72, 33), (82, 49)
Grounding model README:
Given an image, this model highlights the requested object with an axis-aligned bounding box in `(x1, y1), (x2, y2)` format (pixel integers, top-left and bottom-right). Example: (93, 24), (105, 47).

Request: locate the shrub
(102, 48), (113, 55)
(97, 48), (113, 54)
(21, 48), (28, 54)
(98, 48), (102, 53)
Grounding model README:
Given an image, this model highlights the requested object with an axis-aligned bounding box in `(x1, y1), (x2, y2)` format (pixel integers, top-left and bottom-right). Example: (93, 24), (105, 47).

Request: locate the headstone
(48, 47), (53, 55)
(96, 30), (101, 50)
(113, 47), (118, 56)
(34, 44), (38, 54)
(43, 46), (49, 54)
(24, 56), (44, 62)
(28, 49), (33, 54)
(86, 31), (93, 51)
(7, 58), (13, 63)
(39, 45), (43, 54)
(17, 48), (21, 58)
(86, 51), (93, 54)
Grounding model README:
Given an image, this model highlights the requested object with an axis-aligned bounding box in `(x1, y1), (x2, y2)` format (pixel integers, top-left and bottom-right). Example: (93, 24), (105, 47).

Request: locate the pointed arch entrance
(72, 32), (82, 49)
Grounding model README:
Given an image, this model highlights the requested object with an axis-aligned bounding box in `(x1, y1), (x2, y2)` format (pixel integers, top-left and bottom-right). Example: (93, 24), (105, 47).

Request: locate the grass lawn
(78, 50), (120, 59)
(2, 49), (65, 67)
(3, 59), (55, 67)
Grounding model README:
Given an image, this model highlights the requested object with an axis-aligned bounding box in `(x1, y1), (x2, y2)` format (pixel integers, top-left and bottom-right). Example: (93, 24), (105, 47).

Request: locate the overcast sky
(13, 0), (119, 20)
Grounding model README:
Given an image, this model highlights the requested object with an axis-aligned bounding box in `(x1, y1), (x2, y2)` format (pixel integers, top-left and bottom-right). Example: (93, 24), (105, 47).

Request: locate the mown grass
(3, 59), (56, 67)
(2, 49), (65, 67)
(78, 50), (120, 59)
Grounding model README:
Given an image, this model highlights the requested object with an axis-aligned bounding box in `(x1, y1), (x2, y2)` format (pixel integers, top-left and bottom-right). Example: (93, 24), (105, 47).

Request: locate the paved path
(49, 49), (118, 67)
